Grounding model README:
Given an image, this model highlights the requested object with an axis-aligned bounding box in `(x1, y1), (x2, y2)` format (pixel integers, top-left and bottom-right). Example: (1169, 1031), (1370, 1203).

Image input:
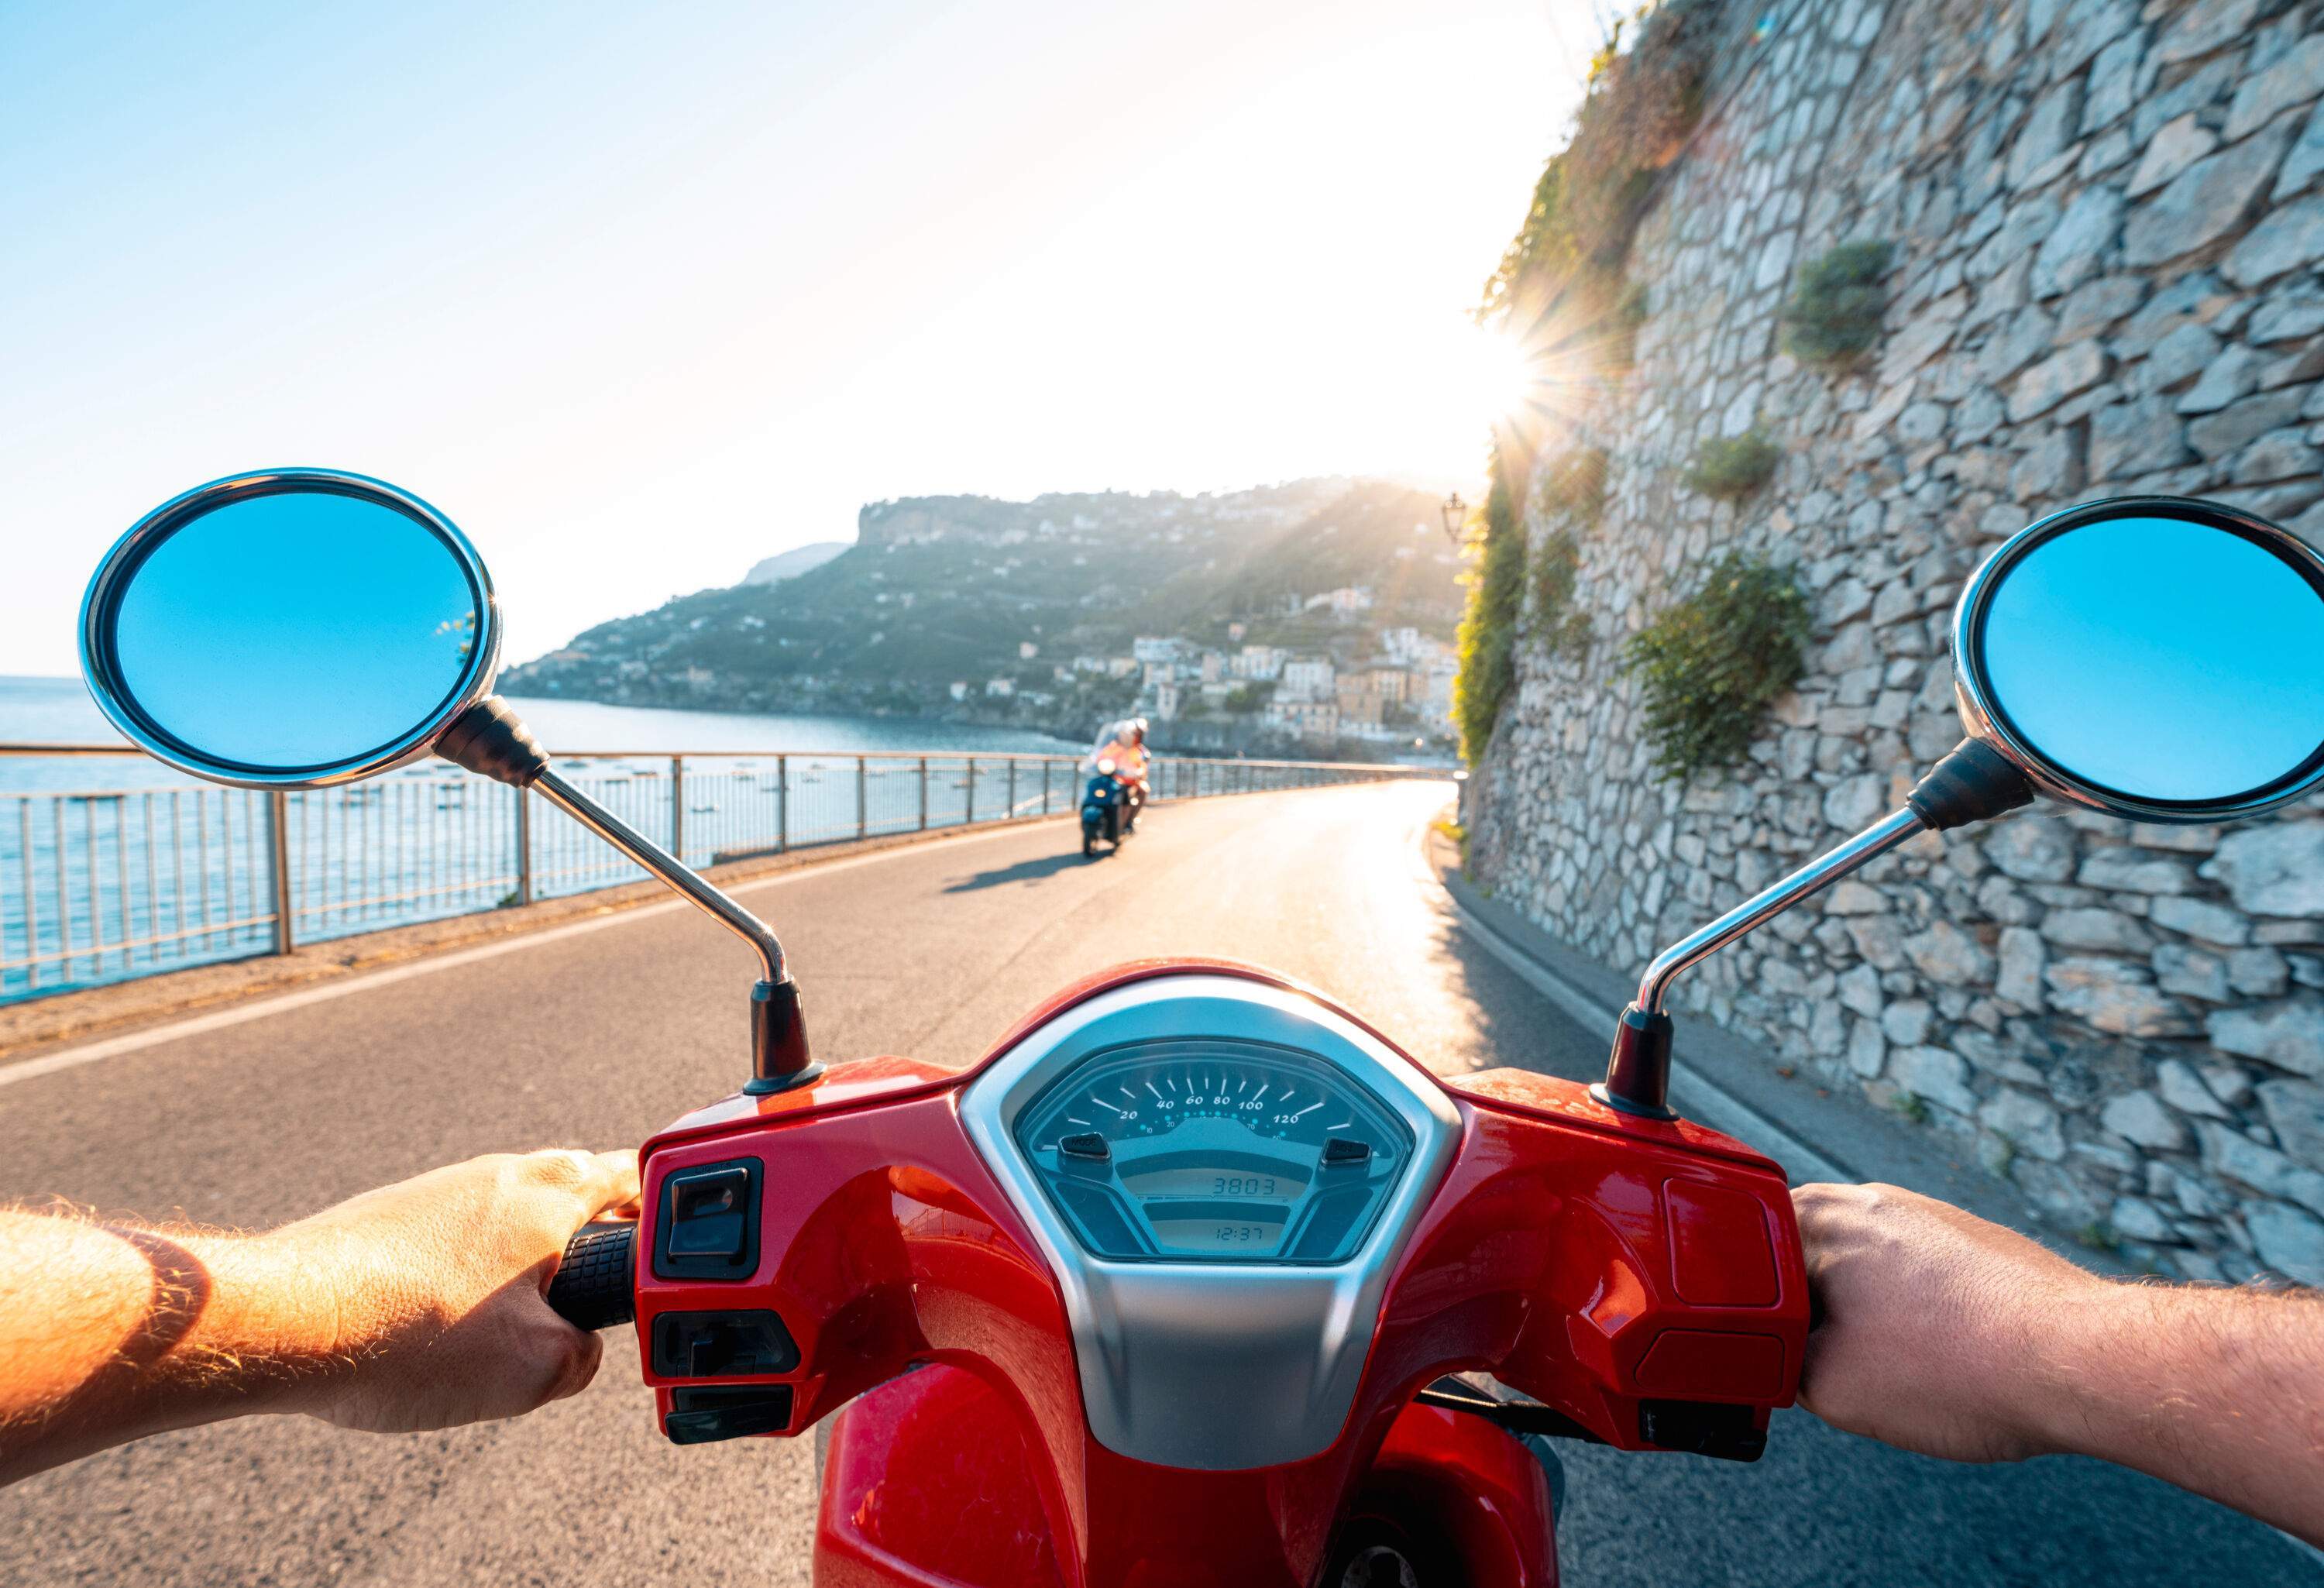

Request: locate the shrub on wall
(1624, 553), (1810, 780)
(1781, 240), (1894, 366)
(1683, 428), (1781, 500)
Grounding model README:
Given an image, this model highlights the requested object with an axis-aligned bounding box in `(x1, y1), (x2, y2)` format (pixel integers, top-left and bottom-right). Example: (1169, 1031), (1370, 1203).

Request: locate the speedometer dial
(1012, 1036), (1411, 1263)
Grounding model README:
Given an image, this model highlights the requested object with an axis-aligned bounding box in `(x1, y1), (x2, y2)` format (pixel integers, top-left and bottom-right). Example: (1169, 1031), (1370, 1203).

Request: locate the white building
(1233, 644), (1287, 682)
(949, 681), (970, 702)
(1019, 641), (1040, 660)
(985, 677), (1016, 698)
(1266, 698), (1339, 741)
(1133, 636), (1181, 664)
(1152, 679), (1181, 720)
(1279, 658), (1337, 701)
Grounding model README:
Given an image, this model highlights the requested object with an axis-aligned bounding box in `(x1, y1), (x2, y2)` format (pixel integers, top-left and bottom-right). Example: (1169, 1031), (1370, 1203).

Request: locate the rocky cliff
(1466, 0), (2324, 1282)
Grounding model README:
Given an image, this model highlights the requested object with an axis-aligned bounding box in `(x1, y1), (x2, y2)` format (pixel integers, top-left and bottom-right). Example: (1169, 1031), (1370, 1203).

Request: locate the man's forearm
(2027, 1280), (2324, 1546)
(0, 1212), (344, 1485)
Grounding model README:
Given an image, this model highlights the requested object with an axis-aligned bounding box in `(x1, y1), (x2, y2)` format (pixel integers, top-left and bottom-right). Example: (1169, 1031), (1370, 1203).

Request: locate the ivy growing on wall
(1453, 455), (1531, 765)
(1526, 445), (1605, 661)
(1624, 553), (1810, 781)
(1456, 0), (1725, 768)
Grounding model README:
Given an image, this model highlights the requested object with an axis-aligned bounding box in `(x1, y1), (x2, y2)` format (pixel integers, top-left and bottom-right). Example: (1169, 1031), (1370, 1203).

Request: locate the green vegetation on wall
(1624, 553), (1810, 780)
(1781, 240), (1894, 366)
(1683, 429), (1781, 501)
(1455, 2), (1724, 764)
(1454, 456), (1531, 764)
(1476, 0), (1722, 338)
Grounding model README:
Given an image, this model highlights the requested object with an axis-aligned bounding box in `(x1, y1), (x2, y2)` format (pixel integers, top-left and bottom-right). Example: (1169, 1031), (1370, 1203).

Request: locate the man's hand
(1, 1148), (639, 1487)
(1793, 1181), (2324, 1546)
(275, 1149), (641, 1434)
(1792, 1181), (2099, 1461)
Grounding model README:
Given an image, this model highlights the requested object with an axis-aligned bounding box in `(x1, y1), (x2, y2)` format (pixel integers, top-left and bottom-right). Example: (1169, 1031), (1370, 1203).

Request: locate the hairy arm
(0, 1148), (638, 1487)
(1794, 1181), (2324, 1546)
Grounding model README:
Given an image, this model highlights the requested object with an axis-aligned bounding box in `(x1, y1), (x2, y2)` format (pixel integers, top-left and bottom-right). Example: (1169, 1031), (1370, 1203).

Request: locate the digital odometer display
(1012, 1037), (1411, 1263)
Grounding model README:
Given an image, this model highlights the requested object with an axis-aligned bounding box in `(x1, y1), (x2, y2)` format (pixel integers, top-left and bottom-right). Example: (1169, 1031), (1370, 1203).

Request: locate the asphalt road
(2, 781), (2313, 1586)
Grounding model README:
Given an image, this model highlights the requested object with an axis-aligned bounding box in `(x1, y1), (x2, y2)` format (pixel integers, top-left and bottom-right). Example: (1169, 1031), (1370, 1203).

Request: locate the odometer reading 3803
(1012, 1037), (1412, 1263)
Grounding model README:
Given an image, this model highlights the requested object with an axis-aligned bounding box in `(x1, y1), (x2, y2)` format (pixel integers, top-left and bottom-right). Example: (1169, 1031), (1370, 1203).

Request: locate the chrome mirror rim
(1951, 494), (2324, 825)
(78, 467), (502, 789)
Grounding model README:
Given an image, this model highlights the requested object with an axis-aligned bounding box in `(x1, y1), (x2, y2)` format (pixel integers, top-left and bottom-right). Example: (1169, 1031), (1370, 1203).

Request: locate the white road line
(0, 817), (1060, 1092)
(1415, 811), (1852, 1184)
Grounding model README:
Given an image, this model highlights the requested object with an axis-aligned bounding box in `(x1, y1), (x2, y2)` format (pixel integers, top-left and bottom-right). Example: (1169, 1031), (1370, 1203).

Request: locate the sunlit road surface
(3, 781), (2312, 1586)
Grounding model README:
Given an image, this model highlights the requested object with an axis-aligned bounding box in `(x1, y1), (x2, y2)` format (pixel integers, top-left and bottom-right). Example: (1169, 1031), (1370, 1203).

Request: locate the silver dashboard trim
(958, 974), (1460, 1471)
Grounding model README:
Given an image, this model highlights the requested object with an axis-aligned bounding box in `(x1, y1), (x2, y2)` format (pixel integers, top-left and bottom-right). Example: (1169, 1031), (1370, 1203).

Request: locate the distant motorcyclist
(1086, 718), (1151, 830)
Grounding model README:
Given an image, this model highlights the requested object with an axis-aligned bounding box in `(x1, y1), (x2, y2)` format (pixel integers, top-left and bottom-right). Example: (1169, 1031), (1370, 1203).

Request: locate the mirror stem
(438, 698), (818, 1091)
(1635, 806), (1926, 1017)
(531, 767), (784, 983)
(531, 767), (820, 1092)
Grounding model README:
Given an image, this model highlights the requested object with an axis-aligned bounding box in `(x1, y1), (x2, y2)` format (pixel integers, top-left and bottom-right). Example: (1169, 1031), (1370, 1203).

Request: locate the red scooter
(79, 473), (2324, 1586)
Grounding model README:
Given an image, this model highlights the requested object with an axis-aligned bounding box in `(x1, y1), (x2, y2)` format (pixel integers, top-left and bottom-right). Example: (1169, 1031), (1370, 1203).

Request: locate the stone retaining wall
(1467, 0), (2324, 1282)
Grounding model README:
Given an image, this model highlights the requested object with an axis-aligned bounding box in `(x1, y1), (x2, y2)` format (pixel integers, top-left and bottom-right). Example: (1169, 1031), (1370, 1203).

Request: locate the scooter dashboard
(1012, 1039), (1411, 1263)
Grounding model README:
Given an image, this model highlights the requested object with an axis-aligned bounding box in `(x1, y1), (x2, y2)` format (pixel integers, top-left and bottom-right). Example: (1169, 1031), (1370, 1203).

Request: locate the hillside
(742, 542), (847, 585)
(502, 479), (1462, 738)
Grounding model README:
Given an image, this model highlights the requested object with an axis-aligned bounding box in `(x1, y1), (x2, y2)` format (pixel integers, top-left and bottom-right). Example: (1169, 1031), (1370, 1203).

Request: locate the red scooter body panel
(628, 963), (1808, 1586)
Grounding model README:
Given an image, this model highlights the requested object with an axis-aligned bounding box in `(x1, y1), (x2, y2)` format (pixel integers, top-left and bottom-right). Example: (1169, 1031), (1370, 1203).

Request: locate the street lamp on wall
(1439, 491), (1466, 550)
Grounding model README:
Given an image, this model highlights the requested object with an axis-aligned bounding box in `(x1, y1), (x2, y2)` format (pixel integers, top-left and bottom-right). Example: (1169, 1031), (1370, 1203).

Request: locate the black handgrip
(547, 1220), (637, 1331)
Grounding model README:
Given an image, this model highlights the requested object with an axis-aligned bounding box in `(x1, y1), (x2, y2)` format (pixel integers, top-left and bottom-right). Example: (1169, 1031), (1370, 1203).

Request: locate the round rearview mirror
(1954, 497), (2324, 823)
(81, 469), (500, 788)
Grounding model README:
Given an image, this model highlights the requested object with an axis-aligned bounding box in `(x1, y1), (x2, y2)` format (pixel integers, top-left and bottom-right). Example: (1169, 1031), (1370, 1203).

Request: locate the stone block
(2226, 946), (2290, 999)
(1891, 1044), (1979, 1114)
(2199, 1122), (2324, 1217)
(2223, 34), (2324, 143)
(2199, 822), (2324, 916)
(2077, 850), (2193, 893)
(2109, 1194), (2178, 1243)
(2278, 100), (2324, 201)
(1980, 1087), (2067, 1160)
(2047, 957), (2199, 1036)
(1983, 813), (2077, 882)
(2042, 907), (2155, 952)
(2121, 121), (2298, 267)
(2126, 112), (2217, 198)
(2154, 943), (2230, 1002)
(2032, 185), (2123, 299)
(1908, 920), (1996, 987)
(2223, 194), (2324, 289)
(2188, 389), (2305, 457)
(2087, 397), (2193, 481)
(2006, 340), (2107, 422)
(1880, 999), (1934, 1046)
(2150, 894), (2250, 947)
(2247, 1200), (2324, 1286)
(2258, 1078), (2324, 1170)
(2207, 997), (2324, 1079)
(1997, 926), (2047, 1009)
(2174, 345), (2262, 415)
(2100, 1087), (2188, 1150)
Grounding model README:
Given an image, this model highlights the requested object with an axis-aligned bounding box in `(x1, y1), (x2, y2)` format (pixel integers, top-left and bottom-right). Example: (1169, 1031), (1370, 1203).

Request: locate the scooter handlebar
(547, 1219), (637, 1331)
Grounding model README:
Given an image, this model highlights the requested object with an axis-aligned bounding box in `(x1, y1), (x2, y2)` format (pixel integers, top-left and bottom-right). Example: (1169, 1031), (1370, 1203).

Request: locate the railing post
(857, 756), (868, 840)
(268, 789), (294, 955)
(966, 757), (976, 824)
(514, 787), (534, 906)
(1042, 757), (1051, 813)
(1007, 758), (1017, 819)
(671, 754), (686, 866)
(919, 756), (929, 830)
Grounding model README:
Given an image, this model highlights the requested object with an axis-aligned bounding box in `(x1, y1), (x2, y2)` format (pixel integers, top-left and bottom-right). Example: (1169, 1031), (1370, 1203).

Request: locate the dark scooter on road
(77, 472), (2324, 1587)
(1081, 758), (1137, 858)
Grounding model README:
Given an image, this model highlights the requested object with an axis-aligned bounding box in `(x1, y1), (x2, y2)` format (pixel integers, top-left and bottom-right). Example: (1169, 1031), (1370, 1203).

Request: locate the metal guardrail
(0, 745), (1443, 1005)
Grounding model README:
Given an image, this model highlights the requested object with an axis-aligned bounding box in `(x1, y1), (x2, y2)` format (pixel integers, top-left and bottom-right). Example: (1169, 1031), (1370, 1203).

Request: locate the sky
(0, 0), (1592, 675)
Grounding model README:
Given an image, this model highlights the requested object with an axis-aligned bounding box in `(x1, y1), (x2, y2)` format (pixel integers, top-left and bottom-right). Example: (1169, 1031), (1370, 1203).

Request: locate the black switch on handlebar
(654, 1158), (761, 1280)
